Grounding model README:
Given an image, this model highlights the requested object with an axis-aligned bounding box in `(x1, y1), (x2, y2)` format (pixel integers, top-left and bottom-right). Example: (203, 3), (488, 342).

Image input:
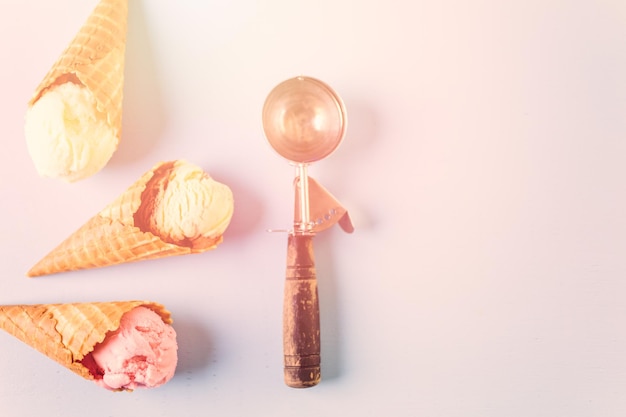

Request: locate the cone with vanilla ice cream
(28, 159), (234, 277)
(24, 0), (128, 182)
(0, 301), (178, 391)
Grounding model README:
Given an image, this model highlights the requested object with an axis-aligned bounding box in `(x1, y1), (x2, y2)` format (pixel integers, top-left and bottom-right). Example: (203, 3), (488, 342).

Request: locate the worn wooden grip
(283, 233), (321, 388)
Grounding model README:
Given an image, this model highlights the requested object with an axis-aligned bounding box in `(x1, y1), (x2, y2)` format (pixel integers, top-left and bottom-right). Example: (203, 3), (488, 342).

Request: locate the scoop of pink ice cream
(81, 306), (178, 390)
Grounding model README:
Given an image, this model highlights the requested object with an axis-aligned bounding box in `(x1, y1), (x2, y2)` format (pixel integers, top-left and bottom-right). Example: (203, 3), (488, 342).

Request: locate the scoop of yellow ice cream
(153, 162), (234, 245)
(24, 82), (118, 182)
(99, 159), (234, 250)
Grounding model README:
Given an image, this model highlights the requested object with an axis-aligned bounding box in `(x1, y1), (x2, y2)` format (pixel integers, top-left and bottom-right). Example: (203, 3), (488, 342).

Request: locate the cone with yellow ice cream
(28, 160), (235, 277)
(0, 301), (177, 390)
(25, 0), (129, 182)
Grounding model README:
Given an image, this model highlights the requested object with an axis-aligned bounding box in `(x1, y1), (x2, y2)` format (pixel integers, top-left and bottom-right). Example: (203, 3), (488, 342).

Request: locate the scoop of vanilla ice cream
(24, 82), (118, 182)
(154, 162), (234, 244)
(86, 306), (178, 391)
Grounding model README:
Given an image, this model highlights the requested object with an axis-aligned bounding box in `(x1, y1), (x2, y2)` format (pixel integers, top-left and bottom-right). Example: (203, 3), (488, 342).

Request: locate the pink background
(1, 0), (626, 416)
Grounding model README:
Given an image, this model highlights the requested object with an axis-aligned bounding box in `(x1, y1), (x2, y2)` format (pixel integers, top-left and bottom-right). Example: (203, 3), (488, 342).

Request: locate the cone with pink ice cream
(27, 160), (234, 277)
(24, 0), (129, 182)
(0, 301), (177, 391)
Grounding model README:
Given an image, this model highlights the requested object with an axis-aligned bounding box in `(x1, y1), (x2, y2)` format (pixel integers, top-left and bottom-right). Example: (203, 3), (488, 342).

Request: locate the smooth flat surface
(1, 1), (626, 416)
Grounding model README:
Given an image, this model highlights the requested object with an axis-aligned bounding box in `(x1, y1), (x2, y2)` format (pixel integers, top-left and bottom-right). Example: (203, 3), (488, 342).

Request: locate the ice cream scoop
(25, 0), (128, 182)
(262, 76), (352, 388)
(27, 159), (234, 277)
(81, 306), (178, 391)
(0, 301), (175, 391)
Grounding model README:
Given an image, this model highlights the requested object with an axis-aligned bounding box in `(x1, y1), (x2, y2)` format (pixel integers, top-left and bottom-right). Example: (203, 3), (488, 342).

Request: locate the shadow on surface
(110, 0), (166, 166)
(215, 172), (264, 242)
(174, 317), (214, 374)
(316, 231), (345, 382)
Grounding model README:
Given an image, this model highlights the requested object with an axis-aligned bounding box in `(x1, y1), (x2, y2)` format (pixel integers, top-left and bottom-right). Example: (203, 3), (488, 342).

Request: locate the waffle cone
(0, 301), (171, 381)
(28, 0), (128, 138)
(27, 161), (225, 277)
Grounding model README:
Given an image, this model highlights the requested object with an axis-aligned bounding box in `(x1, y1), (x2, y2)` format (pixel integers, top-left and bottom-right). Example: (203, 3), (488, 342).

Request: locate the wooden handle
(283, 233), (321, 388)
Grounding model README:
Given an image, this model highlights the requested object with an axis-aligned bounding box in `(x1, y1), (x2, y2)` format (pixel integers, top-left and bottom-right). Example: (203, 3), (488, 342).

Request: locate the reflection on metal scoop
(262, 76), (346, 164)
(262, 76), (353, 388)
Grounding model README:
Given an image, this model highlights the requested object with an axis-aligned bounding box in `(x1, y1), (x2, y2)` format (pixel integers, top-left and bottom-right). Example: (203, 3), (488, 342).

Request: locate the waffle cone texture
(0, 301), (171, 381)
(28, 161), (226, 277)
(29, 0), (128, 138)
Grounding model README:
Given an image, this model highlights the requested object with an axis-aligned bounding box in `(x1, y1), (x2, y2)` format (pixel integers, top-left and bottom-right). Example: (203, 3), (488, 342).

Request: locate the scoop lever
(294, 176), (354, 234)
